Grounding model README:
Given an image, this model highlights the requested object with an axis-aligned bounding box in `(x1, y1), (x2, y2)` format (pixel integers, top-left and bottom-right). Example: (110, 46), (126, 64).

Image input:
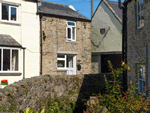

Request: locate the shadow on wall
(0, 74), (123, 112)
(73, 73), (123, 113)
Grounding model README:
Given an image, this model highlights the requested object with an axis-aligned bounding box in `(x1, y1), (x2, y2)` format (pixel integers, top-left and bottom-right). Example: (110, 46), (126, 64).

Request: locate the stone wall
(127, 0), (150, 88)
(41, 16), (91, 76)
(0, 74), (113, 112)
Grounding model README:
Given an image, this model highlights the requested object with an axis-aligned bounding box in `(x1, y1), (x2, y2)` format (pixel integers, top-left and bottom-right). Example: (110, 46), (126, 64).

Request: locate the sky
(43, 0), (125, 19)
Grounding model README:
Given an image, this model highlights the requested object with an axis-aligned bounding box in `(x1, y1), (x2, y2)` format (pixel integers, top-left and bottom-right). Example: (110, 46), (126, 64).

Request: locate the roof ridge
(40, 1), (68, 7)
(107, 0), (118, 3)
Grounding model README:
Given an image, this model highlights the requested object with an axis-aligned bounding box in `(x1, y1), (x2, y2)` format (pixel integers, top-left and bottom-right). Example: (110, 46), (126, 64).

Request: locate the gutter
(37, 0), (43, 75)
(40, 14), (43, 75)
(118, 0), (128, 93)
(36, 11), (91, 22)
(21, 47), (26, 79)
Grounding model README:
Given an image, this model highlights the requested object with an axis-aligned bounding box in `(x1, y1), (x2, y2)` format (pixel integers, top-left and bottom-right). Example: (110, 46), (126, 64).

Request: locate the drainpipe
(118, 0), (128, 93)
(40, 14), (43, 75)
(22, 47), (26, 79)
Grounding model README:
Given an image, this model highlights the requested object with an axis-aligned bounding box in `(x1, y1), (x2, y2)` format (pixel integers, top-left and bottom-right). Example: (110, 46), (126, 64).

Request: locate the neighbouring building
(0, 0), (40, 85)
(37, 1), (91, 75)
(91, 0), (122, 74)
(125, 0), (150, 95)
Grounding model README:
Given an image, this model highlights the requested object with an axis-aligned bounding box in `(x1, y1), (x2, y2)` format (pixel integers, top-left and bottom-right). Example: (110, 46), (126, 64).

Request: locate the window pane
(138, 15), (141, 27)
(141, 13), (144, 26)
(67, 28), (71, 39)
(3, 49), (10, 71)
(2, 4), (9, 20)
(12, 50), (18, 71)
(72, 27), (76, 40)
(58, 54), (65, 58)
(57, 60), (65, 67)
(138, 2), (140, 13)
(139, 68), (142, 79)
(67, 56), (73, 68)
(11, 7), (16, 21)
(139, 80), (142, 93)
(143, 81), (145, 91)
(68, 22), (75, 26)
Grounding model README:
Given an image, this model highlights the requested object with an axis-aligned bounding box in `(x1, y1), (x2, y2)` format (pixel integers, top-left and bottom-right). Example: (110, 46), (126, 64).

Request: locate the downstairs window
(0, 47), (20, 72)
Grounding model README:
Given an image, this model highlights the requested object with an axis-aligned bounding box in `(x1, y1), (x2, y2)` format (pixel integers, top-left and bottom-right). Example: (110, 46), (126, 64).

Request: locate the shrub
(84, 59), (150, 113)
(1, 79), (8, 85)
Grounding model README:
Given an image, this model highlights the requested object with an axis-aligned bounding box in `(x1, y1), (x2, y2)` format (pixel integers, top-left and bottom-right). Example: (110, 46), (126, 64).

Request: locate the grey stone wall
(41, 16), (91, 75)
(127, 0), (150, 88)
(0, 74), (112, 112)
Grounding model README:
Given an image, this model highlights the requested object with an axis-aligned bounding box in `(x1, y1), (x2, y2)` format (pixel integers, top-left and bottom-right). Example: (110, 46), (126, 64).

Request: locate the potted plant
(0, 79), (8, 89)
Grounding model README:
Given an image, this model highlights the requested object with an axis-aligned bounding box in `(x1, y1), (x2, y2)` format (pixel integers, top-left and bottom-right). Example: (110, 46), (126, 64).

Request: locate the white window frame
(57, 54), (67, 70)
(57, 54), (76, 75)
(0, 47), (20, 73)
(0, 3), (18, 23)
(138, 65), (146, 95)
(136, 0), (144, 28)
(66, 21), (76, 41)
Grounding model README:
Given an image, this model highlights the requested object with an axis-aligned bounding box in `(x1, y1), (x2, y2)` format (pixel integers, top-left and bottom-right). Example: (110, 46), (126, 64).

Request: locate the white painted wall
(0, 0), (40, 85)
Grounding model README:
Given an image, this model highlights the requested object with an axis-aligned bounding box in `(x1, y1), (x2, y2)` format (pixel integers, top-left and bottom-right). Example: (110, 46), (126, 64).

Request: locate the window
(136, 0), (144, 28)
(57, 54), (76, 75)
(66, 21), (76, 41)
(57, 54), (74, 69)
(0, 47), (20, 72)
(138, 65), (146, 94)
(1, 3), (18, 23)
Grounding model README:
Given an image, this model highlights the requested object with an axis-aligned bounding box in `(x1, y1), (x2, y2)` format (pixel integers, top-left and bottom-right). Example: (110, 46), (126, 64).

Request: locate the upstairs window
(66, 21), (76, 41)
(136, 0), (144, 28)
(1, 3), (18, 23)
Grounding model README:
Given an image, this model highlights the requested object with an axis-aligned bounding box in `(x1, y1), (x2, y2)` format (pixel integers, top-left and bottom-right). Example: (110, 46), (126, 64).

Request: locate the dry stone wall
(41, 16), (91, 76)
(0, 74), (114, 112)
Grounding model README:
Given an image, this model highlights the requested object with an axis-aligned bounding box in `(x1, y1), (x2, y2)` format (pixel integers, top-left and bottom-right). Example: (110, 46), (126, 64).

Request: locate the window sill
(137, 25), (144, 29)
(139, 92), (146, 97)
(66, 41), (79, 44)
(57, 69), (67, 71)
(0, 21), (21, 26)
(0, 72), (22, 76)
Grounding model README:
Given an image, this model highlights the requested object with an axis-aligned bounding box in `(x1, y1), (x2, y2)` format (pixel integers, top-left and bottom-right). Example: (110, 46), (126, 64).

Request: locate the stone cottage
(37, 1), (91, 75)
(124, 0), (150, 95)
(91, 0), (122, 74)
(0, 0), (40, 85)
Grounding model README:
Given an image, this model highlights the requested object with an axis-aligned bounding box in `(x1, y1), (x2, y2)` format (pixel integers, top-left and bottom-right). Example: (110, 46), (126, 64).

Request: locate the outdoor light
(43, 31), (46, 39)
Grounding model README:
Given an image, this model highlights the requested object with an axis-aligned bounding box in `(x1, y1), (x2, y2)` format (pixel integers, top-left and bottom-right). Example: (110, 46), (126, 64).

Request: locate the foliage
(21, 96), (76, 113)
(22, 108), (45, 113)
(45, 96), (76, 113)
(84, 59), (150, 113)
(1, 82), (8, 85)
(68, 90), (73, 95)
(1, 79), (8, 85)
(23, 87), (28, 96)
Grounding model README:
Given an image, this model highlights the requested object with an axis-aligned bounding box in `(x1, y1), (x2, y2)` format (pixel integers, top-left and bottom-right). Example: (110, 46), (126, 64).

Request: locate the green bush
(24, 96), (76, 113)
(45, 96), (76, 113)
(84, 59), (150, 113)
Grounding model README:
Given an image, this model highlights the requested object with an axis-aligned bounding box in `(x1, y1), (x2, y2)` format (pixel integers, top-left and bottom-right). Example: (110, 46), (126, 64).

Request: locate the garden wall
(0, 74), (116, 112)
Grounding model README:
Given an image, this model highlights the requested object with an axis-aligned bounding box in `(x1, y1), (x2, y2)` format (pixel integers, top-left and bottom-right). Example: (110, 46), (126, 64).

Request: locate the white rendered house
(0, 0), (40, 85)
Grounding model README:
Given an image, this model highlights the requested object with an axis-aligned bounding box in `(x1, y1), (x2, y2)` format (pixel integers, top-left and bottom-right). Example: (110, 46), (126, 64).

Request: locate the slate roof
(38, 1), (90, 21)
(92, 0), (122, 23)
(107, 1), (122, 20)
(0, 34), (22, 47)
